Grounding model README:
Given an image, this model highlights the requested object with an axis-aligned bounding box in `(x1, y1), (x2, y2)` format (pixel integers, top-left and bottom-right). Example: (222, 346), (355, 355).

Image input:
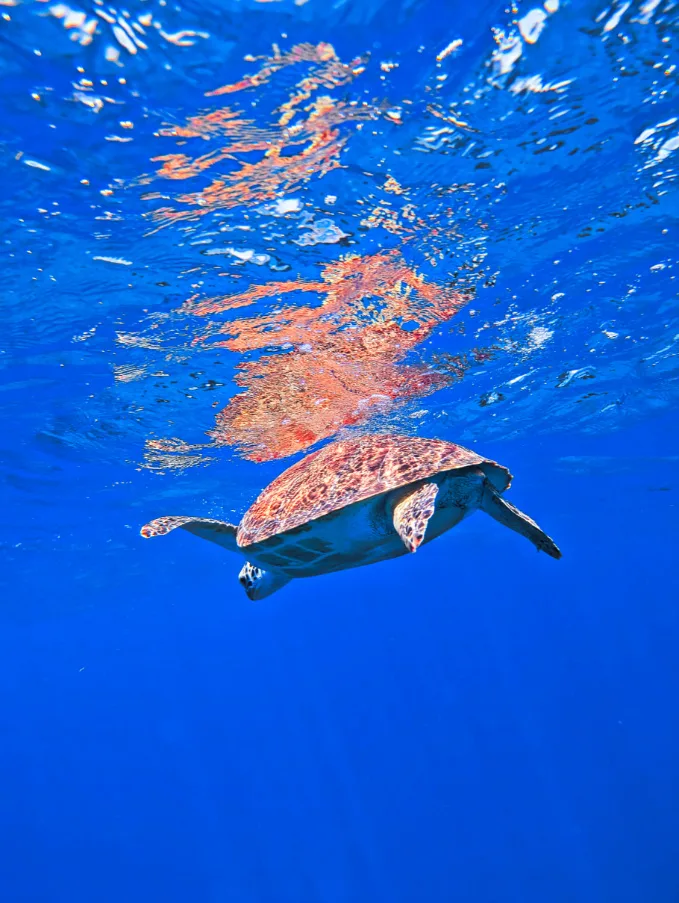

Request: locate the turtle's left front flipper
(140, 516), (240, 553)
(480, 486), (561, 559)
(392, 481), (439, 553)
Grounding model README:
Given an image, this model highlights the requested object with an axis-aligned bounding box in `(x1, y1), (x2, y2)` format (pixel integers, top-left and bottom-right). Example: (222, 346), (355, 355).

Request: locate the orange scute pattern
(237, 433), (509, 546)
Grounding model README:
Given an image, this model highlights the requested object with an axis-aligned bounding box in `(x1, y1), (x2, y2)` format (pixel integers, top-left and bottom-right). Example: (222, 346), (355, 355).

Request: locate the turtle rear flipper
(141, 516), (239, 553)
(480, 486), (562, 559)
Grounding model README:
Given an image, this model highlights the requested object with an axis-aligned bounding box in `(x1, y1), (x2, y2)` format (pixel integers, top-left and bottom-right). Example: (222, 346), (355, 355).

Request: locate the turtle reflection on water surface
(141, 434), (561, 600)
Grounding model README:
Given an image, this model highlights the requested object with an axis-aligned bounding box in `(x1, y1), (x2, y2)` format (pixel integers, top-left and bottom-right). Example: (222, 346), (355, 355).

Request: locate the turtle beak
(238, 563), (259, 600)
(238, 563), (291, 600)
(239, 579), (255, 601)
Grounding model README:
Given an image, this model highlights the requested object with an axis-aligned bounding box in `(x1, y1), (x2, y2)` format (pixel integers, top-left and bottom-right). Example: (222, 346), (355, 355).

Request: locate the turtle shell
(237, 433), (511, 547)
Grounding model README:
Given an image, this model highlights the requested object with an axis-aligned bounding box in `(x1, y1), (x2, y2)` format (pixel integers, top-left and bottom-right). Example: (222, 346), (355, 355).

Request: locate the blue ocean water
(2, 0), (679, 900)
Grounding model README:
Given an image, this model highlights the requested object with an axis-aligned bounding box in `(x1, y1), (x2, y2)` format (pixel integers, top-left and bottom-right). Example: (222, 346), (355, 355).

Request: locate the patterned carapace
(237, 433), (510, 546)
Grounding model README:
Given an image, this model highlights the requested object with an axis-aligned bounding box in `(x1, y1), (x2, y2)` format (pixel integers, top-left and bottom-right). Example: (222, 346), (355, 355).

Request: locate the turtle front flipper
(480, 486), (561, 559)
(140, 515), (239, 553)
(391, 481), (439, 552)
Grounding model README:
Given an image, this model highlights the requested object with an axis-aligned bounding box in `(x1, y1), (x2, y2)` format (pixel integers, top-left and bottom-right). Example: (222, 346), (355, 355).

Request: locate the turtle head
(238, 561), (291, 601)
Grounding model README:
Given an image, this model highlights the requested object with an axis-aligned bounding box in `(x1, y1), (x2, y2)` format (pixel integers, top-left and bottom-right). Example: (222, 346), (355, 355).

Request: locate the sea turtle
(140, 433), (561, 600)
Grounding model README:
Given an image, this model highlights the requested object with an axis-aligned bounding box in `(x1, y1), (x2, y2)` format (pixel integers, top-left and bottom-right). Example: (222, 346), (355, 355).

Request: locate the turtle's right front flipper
(480, 486), (562, 559)
(391, 481), (439, 552)
(140, 516), (240, 553)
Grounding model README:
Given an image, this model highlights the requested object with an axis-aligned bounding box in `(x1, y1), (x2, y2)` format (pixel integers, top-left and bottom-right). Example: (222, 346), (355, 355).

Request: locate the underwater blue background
(2, 0), (679, 900)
